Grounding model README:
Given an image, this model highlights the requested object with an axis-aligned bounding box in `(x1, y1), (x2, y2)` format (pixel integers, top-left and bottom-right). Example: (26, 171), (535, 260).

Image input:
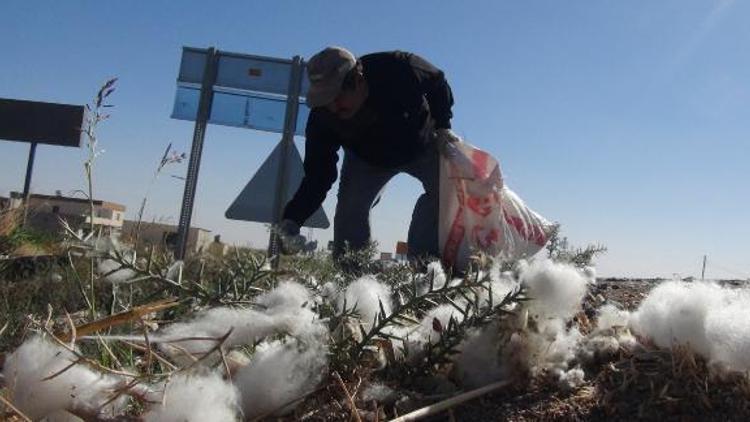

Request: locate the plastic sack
(439, 142), (555, 270)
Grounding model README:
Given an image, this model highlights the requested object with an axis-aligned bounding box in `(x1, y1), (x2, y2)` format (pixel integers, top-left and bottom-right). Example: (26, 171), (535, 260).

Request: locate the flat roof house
(8, 191), (126, 236)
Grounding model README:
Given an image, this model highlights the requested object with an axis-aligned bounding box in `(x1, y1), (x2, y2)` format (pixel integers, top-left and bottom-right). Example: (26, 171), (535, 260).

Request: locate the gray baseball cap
(305, 46), (356, 108)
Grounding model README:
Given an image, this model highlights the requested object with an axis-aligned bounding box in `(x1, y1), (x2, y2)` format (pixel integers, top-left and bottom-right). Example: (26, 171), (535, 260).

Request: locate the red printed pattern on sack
(472, 226), (500, 249)
(471, 149), (490, 180)
(502, 210), (548, 246)
(443, 206), (465, 266)
(466, 195), (493, 217)
(444, 163), (467, 266)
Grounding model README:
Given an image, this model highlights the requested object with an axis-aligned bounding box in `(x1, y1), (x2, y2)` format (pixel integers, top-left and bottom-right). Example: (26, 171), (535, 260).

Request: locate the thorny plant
(546, 225), (607, 268)
(325, 257), (527, 380)
(409, 285), (528, 377)
(95, 243), (274, 313)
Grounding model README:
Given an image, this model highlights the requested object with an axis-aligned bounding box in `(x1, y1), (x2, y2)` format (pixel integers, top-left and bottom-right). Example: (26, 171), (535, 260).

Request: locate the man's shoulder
(360, 51), (413, 67)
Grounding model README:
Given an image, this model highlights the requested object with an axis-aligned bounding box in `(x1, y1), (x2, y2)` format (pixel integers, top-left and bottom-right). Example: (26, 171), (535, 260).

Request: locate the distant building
(8, 191), (126, 235)
(121, 220), (213, 256)
(380, 252), (393, 261)
(395, 241), (408, 261)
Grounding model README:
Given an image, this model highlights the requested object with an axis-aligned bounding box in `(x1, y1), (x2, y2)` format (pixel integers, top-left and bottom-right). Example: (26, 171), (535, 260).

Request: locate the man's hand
(434, 128), (462, 157)
(278, 219), (306, 255)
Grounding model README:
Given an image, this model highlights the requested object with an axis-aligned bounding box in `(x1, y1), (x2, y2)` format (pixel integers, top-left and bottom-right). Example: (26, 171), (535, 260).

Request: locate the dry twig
(334, 371), (362, 422)
(0, 394), (33, 422)
(390, 380), (512, 422)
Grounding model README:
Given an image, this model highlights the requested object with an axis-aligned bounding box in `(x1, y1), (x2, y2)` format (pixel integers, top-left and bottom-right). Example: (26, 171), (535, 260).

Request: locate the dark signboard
(0, 98), (85, 147)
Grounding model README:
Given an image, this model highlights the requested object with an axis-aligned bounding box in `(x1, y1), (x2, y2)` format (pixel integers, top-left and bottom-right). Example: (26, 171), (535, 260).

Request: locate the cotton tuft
(337, 276), (393, 328)
(142, 372), (240, 421)
(156, 281), (321, 362)
(631, 280), (750, 372)
(2, 336), (127, 420)
(234, 338), (328, 419)
(519, 259), (590, 322)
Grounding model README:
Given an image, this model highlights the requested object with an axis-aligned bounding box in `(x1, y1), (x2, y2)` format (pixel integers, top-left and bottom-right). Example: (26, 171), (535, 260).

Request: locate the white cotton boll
(705, 294), (750, 372)
(157, 307), (276, 362)
(143, 373), (239, 421)
(320, 281), (339, 300)
(617, 331), (638, 350)
(544, 326), (583, 369)
(337, 276), (393, 328)
(360, 383), (396, 403)
(520, 259), (590, 322)
(516, 316), (583, 377)
(416, 262), (448, 295)
(581, 335), (621, 360)
(142, 372), (240, 422)
(478, 268), (519, 309)
(629, 281), (724, 357)
(419, 304), (462, 344)
(42, 410), (82, 421)
(554, 367), (585, 391)
(2, 336), (126, 420)
(256, 281), (313, 313)
(596, 304), (630, 332)
(158, 307), (323, 364)
(582, 266), (597, 284)
(454, 323), (507, 388)
(631, 281), (750, 372)
(157, 282), (321, 363)
(97, 258), (136, 283)
(391, 304), (463, 359)
(235, 339), (328, 419)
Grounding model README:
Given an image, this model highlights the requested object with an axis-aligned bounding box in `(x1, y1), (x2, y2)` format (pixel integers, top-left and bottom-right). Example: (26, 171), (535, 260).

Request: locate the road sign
(0, 98), (85, 147)
(170, 46), (327, 263)
(171, 48), (311, 135)
(0, 98), (85, 200)
(225, 140), (329, 228)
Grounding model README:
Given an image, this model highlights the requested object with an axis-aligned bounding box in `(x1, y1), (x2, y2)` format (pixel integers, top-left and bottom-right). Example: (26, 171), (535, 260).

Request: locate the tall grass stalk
(80, 77), (117, 316)
(134, 142), (185, 248)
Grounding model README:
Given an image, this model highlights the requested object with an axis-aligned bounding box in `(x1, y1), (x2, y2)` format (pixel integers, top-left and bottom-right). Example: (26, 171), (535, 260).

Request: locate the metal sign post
(22, 142), (38, 199)
(171, 46), (329, 262)
(0, 98), (84, 214)
(268, 56), (304, 268)
(268, 56), (302, 269)
(176, 48), (219, 260)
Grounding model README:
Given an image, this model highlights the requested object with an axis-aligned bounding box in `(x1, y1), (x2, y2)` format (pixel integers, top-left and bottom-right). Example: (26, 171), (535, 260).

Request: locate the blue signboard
(171, 48), (310, 136)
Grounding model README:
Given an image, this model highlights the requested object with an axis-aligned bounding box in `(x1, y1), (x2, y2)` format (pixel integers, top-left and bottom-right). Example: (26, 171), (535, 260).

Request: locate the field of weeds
(3, 82), (750, 421)
(2, 226), (750, 421)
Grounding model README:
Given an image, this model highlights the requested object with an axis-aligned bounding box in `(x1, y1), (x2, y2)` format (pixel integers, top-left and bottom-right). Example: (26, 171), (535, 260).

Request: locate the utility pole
(701, 255), (707, 281)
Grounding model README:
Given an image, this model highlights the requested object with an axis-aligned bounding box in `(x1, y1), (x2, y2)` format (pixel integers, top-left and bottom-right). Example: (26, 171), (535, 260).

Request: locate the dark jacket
(283, 51), (454, 226)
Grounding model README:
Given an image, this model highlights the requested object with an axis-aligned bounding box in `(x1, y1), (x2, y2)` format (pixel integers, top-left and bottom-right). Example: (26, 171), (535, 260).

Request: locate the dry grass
(595, 344), (750, 420)
(0, 207), (21, 238)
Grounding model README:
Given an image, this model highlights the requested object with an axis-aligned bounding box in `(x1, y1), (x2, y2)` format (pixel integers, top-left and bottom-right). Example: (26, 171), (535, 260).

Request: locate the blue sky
(1, 1), (748, 279)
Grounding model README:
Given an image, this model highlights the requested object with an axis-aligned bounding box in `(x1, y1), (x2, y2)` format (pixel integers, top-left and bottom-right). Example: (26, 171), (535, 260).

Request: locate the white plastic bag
(439, 142), (555, 270)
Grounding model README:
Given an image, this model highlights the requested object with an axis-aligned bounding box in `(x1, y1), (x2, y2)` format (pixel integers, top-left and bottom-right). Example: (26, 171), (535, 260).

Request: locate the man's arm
(282, 111), (340, 226)
(407, 53), (455, 129)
